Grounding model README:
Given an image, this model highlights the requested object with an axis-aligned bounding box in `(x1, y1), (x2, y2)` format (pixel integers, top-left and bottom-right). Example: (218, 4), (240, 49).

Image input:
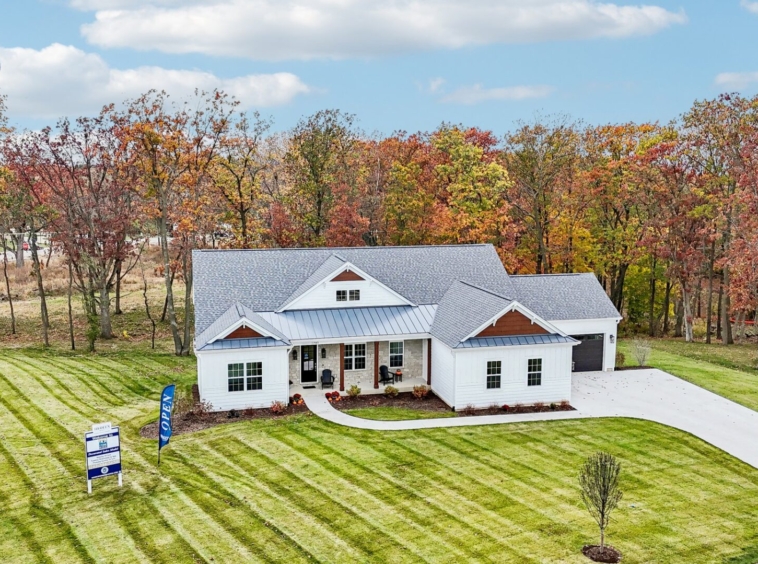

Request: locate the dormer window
(336, 290), (347, 302)
(349, 290), (360, 301)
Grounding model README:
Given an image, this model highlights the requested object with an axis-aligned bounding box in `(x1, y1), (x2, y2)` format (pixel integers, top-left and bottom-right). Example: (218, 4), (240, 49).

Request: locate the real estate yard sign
(84, 422), (122, 494)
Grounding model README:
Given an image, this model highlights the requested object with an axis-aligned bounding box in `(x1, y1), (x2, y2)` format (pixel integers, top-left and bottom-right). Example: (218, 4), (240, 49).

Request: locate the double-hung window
(389, 341), (404, 368)
(228, 363), (245, 392)
(344, 344), (366, 370)
(228, 362), (263, 392)
(246, 362), (262, 390)
(527, 358), (542, 386)
(336, 290), (347, 302)
(486, 361), (501, 389)
(349, 289), (360, 301)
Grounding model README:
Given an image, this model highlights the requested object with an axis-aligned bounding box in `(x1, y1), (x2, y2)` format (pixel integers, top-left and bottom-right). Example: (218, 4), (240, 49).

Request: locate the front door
(301, 345), (318, 383)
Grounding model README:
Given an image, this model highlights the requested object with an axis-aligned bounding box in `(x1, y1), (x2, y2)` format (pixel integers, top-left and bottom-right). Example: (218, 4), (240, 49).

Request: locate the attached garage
(570, 334), (604, 372)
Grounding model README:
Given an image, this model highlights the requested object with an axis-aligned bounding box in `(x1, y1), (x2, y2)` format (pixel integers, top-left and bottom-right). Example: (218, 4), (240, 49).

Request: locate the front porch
(290, 376), (429, 397)
(288, 338), (431, 394)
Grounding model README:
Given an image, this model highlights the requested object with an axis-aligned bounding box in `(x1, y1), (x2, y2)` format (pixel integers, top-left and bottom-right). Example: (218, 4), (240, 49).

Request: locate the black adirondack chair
(321, 369), (335, 389)
(379, 365), (395, 385)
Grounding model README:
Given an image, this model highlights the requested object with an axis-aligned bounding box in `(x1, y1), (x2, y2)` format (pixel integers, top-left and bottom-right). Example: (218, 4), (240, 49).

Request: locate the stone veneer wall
(288, 339), (425, 389)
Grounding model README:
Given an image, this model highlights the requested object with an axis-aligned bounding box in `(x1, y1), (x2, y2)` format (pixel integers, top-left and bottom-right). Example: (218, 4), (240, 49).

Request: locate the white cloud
(441, 84), (552, 105)
(77, 0), (688, 61)
(715, 71), (758, 90)
(741, 1), (758, 15)
(0, 43), (310, 119)
(429, 78), (446, 94)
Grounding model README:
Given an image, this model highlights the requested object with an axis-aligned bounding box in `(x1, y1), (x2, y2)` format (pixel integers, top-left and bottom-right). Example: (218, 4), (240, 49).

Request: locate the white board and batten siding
(197, 347), (289, 411)
(549, 318), (619, 371)
(282, 279), (408, 311)
(430, 337), (456, 407)
(452, 344), (574, 410)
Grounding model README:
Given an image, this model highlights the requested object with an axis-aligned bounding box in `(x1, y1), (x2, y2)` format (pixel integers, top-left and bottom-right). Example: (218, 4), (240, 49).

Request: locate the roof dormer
(277, 258), (414, 312)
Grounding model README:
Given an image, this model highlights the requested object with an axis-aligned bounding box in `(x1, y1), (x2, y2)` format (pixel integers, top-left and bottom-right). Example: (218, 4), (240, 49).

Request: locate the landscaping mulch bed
(329, 391), (575, 416)
(331, 391), (452, 413)
(582, 545), (622, 563)
(140, 402), (311, 439)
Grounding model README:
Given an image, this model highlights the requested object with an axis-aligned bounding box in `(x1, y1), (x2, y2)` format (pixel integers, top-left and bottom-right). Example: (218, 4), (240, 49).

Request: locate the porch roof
(457, 334), (577, 349)
(256, 305), (437, 341)
(197, 337), (290, 351)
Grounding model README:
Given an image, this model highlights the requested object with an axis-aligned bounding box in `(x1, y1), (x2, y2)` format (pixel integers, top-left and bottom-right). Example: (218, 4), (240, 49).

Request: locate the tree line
(1, 90), (757, 355)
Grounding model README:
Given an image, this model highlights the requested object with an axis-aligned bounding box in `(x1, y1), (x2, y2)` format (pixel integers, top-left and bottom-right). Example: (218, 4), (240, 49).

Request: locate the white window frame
(228, 362), (245, 392)
(336, 290), (347, 302)
(344, 343), (367, 371)
(527, 358), (542, 387)
(228, 361), (263, 392)
(486, 360), (502, 389)
(246, 361), (263, 391)
(349, 289), (361, 301)
(389, 341), (404, 368)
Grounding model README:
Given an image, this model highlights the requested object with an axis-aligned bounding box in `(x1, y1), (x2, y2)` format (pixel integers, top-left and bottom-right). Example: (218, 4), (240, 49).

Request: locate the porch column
(427, 338), (432, 386)
(339, 343), (345, 392)
(374, 341), (379, 389)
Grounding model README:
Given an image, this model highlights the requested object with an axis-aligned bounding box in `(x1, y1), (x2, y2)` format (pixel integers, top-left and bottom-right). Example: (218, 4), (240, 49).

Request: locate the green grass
(3, 347), (758, 562)
(342, 406), (458, 421)
(619, 339), (758, 412)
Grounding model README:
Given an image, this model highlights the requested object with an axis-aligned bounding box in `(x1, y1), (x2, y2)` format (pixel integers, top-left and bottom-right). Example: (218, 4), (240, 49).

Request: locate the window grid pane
(228, 363), (244, 392)
(528, 358), (542, 386)
(349, 289), (360, 301)
(336, 290), (347, 302)
(246, 362), (262, 391)
(487, 361), (501, 375)
(344, 343), (365, 370)
(486, 375), (501, 389)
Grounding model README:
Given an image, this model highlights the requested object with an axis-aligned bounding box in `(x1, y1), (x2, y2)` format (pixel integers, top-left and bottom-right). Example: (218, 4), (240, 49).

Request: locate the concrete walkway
(302, 369), (758, 469)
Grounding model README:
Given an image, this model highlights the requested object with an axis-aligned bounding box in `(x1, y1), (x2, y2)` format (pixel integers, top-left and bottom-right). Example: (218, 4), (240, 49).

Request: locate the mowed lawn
(618, 339), (758, 412)
(342, 406), (459, 420)
(3, 349), (758, 563)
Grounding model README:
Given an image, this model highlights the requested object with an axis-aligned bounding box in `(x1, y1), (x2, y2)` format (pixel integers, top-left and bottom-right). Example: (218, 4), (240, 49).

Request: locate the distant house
(193, 245), (621, 411)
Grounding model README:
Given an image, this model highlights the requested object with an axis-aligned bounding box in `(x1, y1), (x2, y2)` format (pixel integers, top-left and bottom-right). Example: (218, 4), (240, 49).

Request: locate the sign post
(158, 384), (176, 465)
(84, 422), (122, 494)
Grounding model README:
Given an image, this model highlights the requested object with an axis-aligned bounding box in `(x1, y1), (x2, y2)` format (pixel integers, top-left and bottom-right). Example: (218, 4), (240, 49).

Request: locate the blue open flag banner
(158, 384), (176, 464)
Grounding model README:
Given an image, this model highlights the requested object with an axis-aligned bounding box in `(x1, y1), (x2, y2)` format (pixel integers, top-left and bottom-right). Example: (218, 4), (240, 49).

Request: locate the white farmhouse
(193, 244), (621, 411)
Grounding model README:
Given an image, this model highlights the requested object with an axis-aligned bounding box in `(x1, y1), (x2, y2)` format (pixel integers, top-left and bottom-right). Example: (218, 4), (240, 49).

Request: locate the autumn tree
(432, 126), (516, 263)
(681, 94), (757, 344)
(580, 124), (659, 313)
(126, 90), (237, 356)
(281, 110), (359, 246)
(213, 111), (271, 247)
(504, 116), (580, 273)
(13, 109), (141, 348)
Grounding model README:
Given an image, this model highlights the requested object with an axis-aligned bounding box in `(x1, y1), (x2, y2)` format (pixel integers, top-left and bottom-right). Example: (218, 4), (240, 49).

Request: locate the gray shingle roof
(277, 253), (346, 311)
(193, 244), (514, 335)
(430, 280), (513, 348)
(510, 274), (621, 321)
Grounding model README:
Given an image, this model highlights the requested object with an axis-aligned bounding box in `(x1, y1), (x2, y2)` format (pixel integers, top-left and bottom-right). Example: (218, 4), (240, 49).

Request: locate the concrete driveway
(573, 369), (758, 469)
(304, 369), (758, 469)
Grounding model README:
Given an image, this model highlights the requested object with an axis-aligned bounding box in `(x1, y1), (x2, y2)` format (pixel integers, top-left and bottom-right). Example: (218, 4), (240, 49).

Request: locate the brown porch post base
(339, 343), (345, 392)
(427, 338), (432, 386)
(374, 341), (380, 389)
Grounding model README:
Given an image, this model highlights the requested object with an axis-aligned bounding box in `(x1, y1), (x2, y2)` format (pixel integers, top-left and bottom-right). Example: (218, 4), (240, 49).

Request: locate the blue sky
(0, 0), (757, 134)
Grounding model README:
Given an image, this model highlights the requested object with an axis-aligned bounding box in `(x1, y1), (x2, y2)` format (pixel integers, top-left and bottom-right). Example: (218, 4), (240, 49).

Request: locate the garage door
(571, 334), (604, 372)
